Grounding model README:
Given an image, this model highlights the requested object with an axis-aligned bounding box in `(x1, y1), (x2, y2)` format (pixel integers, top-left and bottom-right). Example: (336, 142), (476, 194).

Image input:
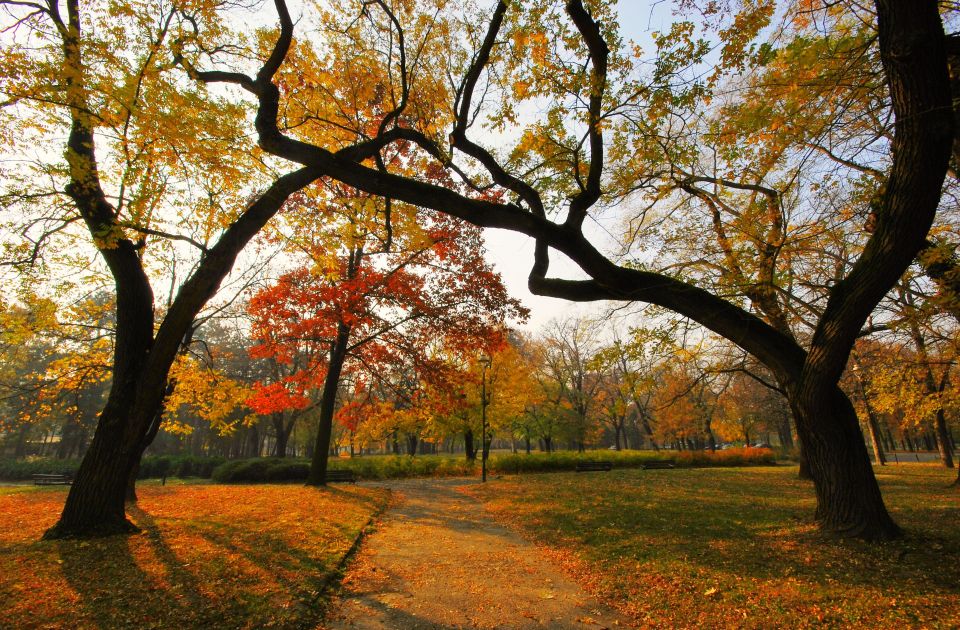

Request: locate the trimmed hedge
(137, 455), (226, 480)
(211, 455), (477, 483)
(0, 457), (82, 480)
(210, 448), (776, 483)
(490, 447), (775, 474)
(1, 448), (776, 483)
(0, 455), (226, 481)
(211, 458), (311, 483)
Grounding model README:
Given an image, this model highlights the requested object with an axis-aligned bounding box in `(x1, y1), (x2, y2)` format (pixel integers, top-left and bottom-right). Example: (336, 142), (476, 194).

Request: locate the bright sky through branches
(485, 0), (667, 332)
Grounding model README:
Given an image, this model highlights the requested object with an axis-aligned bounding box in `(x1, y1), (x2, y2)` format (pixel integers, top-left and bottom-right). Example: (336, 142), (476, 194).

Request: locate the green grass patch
(466, 464), (960, 628)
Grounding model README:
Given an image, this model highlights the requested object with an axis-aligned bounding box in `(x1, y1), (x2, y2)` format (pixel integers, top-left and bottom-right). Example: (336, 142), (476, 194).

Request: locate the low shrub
(0, 447), (776, 483)
(210, 455), (479, 483)
(138, 455), (226, 479)
(0, 455), (228, 481)
(674, 446), (776, 467)
(0, 457), (81, 480)
(489, 450), (680, 474)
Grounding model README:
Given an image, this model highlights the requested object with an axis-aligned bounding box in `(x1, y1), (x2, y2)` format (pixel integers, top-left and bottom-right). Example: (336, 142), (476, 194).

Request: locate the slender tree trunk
(863, 401), (887, 466)
(880, 429), (893, 453)
(934, 410), (955, 468)
(57, 421), (76, 460)
(272, 413), (292, 458)
(306, 322), (351, 486)
(633, 406), (658, 451)
(848, 351), (885, 467)
(778, 414), (794, 448)
(464, 429), (476, 460)
(13, 423), (30, 457)
(407, 434), (418, 456)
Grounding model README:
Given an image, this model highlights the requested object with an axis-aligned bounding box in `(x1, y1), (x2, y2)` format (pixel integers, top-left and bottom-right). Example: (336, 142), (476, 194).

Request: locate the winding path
(323, 477), (627, 629)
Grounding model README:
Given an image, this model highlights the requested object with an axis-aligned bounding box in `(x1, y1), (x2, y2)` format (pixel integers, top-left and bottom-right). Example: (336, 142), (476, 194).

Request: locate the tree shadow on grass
(329, 595), (464, 630)
(56, 506), (213, 628)
(189, 522), (339, 626)
(496, 468), (960, 596)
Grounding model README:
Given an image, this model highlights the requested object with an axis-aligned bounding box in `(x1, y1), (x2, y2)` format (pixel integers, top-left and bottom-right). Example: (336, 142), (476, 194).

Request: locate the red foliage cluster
(245, 209), (526, 420)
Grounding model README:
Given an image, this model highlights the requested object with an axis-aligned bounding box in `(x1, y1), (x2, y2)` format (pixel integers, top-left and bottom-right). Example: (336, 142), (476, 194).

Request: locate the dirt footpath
(323, 477), (628, 629)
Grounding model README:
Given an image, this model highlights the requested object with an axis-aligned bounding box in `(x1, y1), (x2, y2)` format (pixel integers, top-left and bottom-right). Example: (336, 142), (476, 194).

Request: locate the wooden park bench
(324, 469), (356, 484)
(575, 460), (613, 472)
(641, 459), (676, 470)
(32, 473), (72, 486)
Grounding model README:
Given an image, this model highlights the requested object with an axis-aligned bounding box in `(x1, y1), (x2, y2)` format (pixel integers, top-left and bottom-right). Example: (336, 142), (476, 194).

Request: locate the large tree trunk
(45, 405), (150, 538)
(44, 166), (318, 537)
(306, 322), (351, 486)
(789, 385), (900, 540)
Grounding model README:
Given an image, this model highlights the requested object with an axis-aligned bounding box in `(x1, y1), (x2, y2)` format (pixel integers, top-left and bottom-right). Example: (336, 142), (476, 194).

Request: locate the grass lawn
(0, 481), (389, 629)
(467, 464), (960, 629)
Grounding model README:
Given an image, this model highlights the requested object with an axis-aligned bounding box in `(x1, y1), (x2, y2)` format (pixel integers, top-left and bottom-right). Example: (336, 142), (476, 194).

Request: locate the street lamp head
(479, 355), (492, 369)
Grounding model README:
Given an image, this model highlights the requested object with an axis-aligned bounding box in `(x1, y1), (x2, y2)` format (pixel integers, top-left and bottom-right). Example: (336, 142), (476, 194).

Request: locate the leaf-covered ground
(0, 482), (389, 629)
(466, 464), (960, 629)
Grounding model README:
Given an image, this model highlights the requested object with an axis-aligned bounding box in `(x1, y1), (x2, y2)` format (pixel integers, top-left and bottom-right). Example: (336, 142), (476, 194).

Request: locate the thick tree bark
(789, 385), (900, 539)
(306, 322), (351, 486)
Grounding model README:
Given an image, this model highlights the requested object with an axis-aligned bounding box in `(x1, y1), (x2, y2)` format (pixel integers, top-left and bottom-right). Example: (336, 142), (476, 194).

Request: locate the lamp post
(479, 354), (491, 482)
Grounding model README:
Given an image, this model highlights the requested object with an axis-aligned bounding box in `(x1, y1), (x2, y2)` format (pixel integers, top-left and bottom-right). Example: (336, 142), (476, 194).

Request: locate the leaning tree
(173, 0), (950, 539)
(2, 0), (950, 540)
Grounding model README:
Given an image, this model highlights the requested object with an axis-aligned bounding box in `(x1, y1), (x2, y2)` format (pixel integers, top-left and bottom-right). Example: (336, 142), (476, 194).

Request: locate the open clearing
(1, 465), (957, 629)
(466, 464), (960, 628)
(325, 478), (627, 629)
